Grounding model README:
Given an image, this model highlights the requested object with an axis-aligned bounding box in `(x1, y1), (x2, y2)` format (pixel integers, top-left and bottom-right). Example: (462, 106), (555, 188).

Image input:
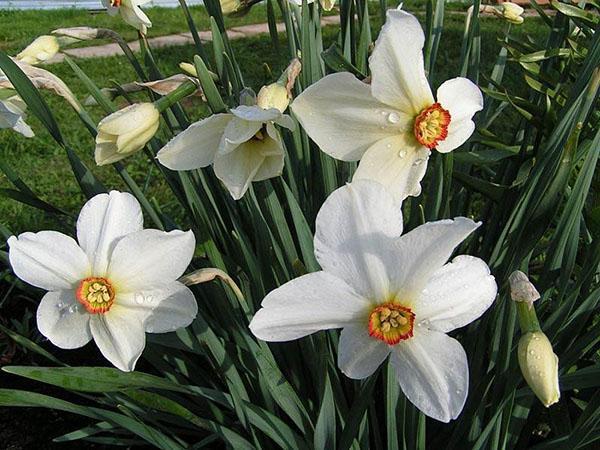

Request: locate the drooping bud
(16, 35), (60, 65)
(257, 83), (290, 113)
(220, 0), (243, 15)
(95, 103), (160, 165)
(517, 331), (560, 407)
(509, 270), (540, 309)
(498, 2), (525, 25)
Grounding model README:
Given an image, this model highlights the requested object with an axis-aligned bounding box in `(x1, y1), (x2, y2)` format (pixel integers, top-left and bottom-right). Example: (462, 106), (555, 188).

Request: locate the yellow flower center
(76, 277), (116, 314)
(368, 303), (415, 345)
(413, 103), (451, 149)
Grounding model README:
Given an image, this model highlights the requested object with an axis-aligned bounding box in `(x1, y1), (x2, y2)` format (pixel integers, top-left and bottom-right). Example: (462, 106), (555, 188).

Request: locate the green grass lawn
(0, 7), (547, 236)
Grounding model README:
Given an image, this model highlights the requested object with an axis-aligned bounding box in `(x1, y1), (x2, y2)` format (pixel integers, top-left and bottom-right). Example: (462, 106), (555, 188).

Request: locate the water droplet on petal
(529, 350), (535, 355)
(387, 112), (400, 124)
(456, 390), (462, 395)
(413, 158), (424, 166)
(386, 144), (392, 149)
(56, 302), (65, 309)
(398, 149), (407, 158)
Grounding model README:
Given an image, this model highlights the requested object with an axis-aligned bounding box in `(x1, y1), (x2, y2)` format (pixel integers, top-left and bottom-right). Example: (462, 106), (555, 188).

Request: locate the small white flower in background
(0, 93), (34, 138)
(7, 191), (197, 372)
(249, 180), (497, 422)
(95, 103), (160, 165)
(102, 0), (152, 34)
(157, 105), (294, 200)
(16, 35), (60, 66)
(292, 9), (483, 201)
(498, 2), (525, 25)
(509, 270), (540, 309)
(518, 331), (560, 407)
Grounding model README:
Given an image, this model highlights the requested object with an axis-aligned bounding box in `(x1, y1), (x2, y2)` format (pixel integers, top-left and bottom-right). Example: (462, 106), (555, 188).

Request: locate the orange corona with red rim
(110, 0), (122, 7)
(368, 303), (415, 345)
(414, 103), (451, 149)
(76, 277), (116, 314)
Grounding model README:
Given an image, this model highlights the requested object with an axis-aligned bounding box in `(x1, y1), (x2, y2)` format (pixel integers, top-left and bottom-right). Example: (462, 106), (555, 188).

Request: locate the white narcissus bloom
(95, 103), (160, 165)
(16, 35), (60, 66)
(250, 181), (497, 422)
(7, 191), (198, 372)
(102, 0), (152, 34)
(292, 9), (483, 201)
(0, 94), (34, 138)
(157, 105), (294, 200)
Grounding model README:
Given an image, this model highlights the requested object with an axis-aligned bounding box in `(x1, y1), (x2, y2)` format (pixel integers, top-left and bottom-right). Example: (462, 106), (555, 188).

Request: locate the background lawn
(0, 5), (546, 237)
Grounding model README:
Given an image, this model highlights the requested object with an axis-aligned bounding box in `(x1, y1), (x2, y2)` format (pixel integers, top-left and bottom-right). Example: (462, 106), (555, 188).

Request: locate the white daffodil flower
(102, 0), (152, 34)
(0, 94), (34, 138)
(16, 35), (60, 66)
(292, 9), (483, 201)
(157, 105), (294, 200)
(95, 103), (160, 165)
(7, 191), (197, 372)
(250, 180), (497, 422)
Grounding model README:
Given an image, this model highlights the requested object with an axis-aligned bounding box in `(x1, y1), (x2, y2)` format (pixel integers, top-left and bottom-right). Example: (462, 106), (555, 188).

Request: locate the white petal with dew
(76, 191), (143, 276)
(250, 271), (370, 342)
(8, 231), (90, 291)
(353, 135), (430, 202)
(107, 229), (195, 292)
(117, 282), (198, 334)
(391, 329), (469, 422)
(291, 72), (409, 161)
(369, 10), (434, 114)
(391, 218), (480, 299)
(338, 324), (391, 379)
(37, 290), (92, 349)
(314, 180), (403, 300)
(416, 255), (497, 333)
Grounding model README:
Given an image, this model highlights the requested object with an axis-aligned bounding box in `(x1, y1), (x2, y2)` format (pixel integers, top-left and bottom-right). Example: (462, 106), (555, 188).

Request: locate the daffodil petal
(291, 72), (409, 161)
(213, 141), (266, 200)
(353, 135), (430, 202)
(90, 310), (146, 372)
(435, 77), (483, 153)
(250, 271), (370, 342)
(37, 290), (92, 349)
(369, 9), (434, 114)
(230, 105), (281, 122)
(117, 282), (197, 334)
(107, 229), (195, 292)
(338, 324), (391, 379)
(416, 256), (497, 332)
(76, 191), (143, 276)
(314, 180), (403, 300)
(392, 218), (480, 299)
(221, 116), (263, 151)
(391, 329), (468, 422)
(8, 231), (90, 291)
(157, 114), (232, 170)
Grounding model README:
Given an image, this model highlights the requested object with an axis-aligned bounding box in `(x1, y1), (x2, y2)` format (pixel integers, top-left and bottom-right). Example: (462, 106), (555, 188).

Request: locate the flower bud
(509, 270), (540, 309)
(16, 35), (60, 65)
(499, 2), (524, 25)
(518, 331), (560, 408)
(179, 62), (198, 77)
(95, 103), (160, 165)
(220, 0), (243, 15)
(257, 83), (290, 113)
(52, 27), (100, 41)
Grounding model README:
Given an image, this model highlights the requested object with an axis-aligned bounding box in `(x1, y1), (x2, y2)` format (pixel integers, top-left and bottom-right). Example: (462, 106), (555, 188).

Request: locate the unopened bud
(257, 83), (290, 113)
(509, 271), (540, 309)
(498, 2), (524, 25)
(179, 62), (198, 77)
(16, 35), (60, 65)
(518, 331), (560, 407)
(52, 27), (100, 41)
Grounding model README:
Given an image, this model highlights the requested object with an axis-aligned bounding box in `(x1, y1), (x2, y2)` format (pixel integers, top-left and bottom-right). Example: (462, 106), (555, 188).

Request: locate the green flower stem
(516, 301), (541, 334)
(154, 80), (198, 112)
